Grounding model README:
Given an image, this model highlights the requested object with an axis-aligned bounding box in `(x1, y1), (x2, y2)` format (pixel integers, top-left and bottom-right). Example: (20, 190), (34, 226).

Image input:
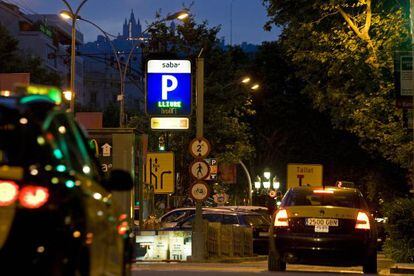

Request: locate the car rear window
(162, 210), (194, 223)
(242, 214), (271, 226)
(283, 189), (367, 209)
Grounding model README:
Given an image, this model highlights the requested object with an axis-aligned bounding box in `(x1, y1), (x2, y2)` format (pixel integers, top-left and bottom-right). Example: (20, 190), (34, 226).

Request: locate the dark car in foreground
(268, 186), (377, 273)
(165, 209), (271, 255)
(0, 86), (133, 276)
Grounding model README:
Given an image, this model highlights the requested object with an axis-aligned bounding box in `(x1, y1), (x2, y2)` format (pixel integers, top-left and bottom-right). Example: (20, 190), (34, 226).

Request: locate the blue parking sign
(146, 60), (192, 116)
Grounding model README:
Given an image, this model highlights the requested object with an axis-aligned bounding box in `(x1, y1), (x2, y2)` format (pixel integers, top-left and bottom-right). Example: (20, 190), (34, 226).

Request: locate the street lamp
(59, 0), (89, 113)
(251, 84), (260, 90)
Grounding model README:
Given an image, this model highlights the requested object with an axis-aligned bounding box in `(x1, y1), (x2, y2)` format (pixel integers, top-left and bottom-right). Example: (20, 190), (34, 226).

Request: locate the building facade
(0, 1), (84, 96)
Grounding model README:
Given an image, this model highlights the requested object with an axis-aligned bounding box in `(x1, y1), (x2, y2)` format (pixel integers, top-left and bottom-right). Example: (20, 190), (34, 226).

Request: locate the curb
(390, 264), (414, 275)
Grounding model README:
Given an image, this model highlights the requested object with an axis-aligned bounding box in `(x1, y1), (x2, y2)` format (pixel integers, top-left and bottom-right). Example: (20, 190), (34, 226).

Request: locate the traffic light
(158, 135), (165, 151)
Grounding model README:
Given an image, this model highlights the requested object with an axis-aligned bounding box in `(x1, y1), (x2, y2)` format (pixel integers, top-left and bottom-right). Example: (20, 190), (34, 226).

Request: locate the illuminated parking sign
(146, 60), (192, 116)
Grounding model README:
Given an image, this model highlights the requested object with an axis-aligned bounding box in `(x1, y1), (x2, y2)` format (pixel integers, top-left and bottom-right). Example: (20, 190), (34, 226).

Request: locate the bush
(383, 198), (414, 263)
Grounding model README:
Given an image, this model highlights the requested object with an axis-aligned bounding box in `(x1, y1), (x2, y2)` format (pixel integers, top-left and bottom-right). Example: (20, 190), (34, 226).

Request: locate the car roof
(288, 186), (359, 193)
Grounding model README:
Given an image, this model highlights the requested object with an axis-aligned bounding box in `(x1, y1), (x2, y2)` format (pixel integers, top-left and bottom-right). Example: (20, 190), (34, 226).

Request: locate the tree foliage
(263, 0), (413, 171)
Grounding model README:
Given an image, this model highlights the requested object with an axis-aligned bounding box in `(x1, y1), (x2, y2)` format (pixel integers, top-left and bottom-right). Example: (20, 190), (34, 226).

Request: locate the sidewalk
(135, 255), (267, 264)
(390, 263), (414, 274)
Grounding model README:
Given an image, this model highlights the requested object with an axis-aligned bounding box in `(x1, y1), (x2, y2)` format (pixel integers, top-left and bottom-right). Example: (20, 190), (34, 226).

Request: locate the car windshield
(283, 189), (366, 209)
(242, 214), (270, 226)
(0, 105), (56, 166)
(162, 210), (194, 223)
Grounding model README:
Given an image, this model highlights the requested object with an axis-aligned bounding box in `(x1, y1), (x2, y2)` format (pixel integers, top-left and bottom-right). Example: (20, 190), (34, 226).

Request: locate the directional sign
(189, 137), (211, 158)
(287, 163), (323, 189)
(146, 152), (175, 194)
(146, 60), (191, 116)
(205, 158), (218, 180)
(101, 143), (112, 157)
(190, 181), (210, 201)
(189, 159), (210, 180)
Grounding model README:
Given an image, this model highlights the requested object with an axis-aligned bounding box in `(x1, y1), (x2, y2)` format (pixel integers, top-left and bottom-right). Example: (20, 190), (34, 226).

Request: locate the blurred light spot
(19, 117), (28, 125)
(75, 180), (81, 186)
(56, 164), (66, 172)
(58, 126), (66, 134)
(65, 180), (75, 188)
(93, 193), (102, 200)
(45, 165), (52, 171)
(37, 136), (45, 145)
(97, 210), (104, 216)
(86, 232), (93, 244)
(53, 149), (63, 159)
(51, 177), (59, 184)
(30, 169), (39, 176)
(36, 246), (45, 253)
(73, 231), (81, 238)
(82, 165), (91, 174)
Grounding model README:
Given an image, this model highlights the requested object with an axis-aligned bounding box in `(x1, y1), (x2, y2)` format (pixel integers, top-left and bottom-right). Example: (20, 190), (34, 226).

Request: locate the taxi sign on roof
(287, 163), (323, 189)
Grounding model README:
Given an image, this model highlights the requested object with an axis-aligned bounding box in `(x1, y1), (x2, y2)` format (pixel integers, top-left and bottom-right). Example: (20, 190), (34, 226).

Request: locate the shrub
(383, 198), (414, 263)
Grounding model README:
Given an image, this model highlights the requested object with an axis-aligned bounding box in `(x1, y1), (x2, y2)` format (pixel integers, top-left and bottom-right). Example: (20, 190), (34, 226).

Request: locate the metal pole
(239, 160), (252, 205)
(411, 0), (414, 192)
(70, 17), (76, 113)
(192, 56), (205, 261)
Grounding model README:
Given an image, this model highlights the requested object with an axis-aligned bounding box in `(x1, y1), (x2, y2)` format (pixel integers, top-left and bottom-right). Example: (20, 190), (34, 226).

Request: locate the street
(132, 254), (394, 275)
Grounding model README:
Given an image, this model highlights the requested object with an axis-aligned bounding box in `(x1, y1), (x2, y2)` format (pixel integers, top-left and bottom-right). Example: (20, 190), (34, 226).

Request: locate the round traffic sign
(189, 137), (211, 158)
(268, 190), (277, 198)
(190, 181), (210, 201)
(189, 159), (210, 180)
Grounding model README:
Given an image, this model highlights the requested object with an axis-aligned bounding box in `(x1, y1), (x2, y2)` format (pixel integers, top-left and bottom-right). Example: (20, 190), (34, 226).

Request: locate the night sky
(21, 0), (279, 45)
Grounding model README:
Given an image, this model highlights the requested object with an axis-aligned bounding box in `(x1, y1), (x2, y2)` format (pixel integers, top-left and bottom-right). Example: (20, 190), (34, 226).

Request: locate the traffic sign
(287, 163), (323, 189)
(213, 193), (229, 204)
(268, 190), (277, 198)
(189, 137), (211, 158)
(189, 159), (210, 180)
(146, 152), (175, 194)
(190, 181), (210, 201)
(205, 158), (218, 180)
(146, 60), (192, 116)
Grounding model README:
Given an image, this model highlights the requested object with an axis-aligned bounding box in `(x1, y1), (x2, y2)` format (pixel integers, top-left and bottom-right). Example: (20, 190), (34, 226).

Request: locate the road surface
(132, 254), (394, 275)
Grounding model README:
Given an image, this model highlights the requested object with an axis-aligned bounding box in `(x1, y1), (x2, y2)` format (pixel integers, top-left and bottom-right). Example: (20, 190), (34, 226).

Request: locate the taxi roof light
(313, 189), (334, 194)
(355, 211), (370, 230)
(274, 209), (289, 227)
(16, 85), (62, 105)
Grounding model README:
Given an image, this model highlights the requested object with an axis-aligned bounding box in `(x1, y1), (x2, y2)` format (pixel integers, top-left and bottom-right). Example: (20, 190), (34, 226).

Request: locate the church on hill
(121, 10), (142, 39)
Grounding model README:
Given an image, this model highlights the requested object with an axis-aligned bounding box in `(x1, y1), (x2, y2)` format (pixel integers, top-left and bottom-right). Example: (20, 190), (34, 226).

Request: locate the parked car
(0, 87), (133, 276)
(165, 209), (271, 255)
(159, 207), (225, 228)
(268, 186), (377, 273)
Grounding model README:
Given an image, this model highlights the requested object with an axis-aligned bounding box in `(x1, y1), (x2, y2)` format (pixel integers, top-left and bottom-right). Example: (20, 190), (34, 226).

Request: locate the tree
(263, 0), (413, 177)
(0, 24), (61, 86)
(250, 41), (408, 205)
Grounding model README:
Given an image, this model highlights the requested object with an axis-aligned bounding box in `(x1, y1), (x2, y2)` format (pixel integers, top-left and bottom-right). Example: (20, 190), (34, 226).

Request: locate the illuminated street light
(254, 176), (261, 189)
(59, 10), (72, 20)
(264, 171), (271, 180)
(273, 176), (280, 189)
(241, 77), (251, 84)
(251, 84), (260, 90)
(63, 90), (72, 101)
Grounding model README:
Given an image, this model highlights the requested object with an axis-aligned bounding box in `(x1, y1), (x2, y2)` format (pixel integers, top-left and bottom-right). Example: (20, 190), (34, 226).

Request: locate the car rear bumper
(273, 231), (373, 266)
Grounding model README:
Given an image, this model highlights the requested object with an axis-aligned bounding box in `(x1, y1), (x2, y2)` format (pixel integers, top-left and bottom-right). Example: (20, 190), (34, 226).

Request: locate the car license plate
(315, 225), (329, 233)
(259, 232), (269, 237)
(305, 218), (338, 227)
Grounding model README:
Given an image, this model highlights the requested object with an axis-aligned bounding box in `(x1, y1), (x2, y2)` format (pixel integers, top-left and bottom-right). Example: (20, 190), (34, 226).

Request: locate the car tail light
(274, 209), (289, 227)
(19, 186), (49, 209)
(0, 181), (19, 206)
(355, 211), (370, 230)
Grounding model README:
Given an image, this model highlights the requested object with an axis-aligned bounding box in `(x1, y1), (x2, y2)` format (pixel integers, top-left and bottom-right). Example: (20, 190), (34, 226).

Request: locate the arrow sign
(101, 143), (112, 157)
(189, 159), (210, 180)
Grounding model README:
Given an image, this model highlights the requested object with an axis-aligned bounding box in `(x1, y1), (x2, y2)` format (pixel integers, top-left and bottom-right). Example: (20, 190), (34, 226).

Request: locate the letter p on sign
(162, 75), (178, 100)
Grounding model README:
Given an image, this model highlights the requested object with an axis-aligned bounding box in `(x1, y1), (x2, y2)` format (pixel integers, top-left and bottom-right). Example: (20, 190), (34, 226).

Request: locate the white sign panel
(151, 117), (189, 130)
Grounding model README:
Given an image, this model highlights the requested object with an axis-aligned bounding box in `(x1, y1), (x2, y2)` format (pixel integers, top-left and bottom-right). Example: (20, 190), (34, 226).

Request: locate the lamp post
(60, 0), (89, 113)
(254, 170), (281, 206)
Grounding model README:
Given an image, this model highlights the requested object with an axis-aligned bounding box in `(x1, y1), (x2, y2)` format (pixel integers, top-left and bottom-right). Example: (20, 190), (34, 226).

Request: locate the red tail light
(274, 209), (289, 227)
(355, 211), (370, 230)
(0, 181), (19, 206)
(19, 186), (49, 209)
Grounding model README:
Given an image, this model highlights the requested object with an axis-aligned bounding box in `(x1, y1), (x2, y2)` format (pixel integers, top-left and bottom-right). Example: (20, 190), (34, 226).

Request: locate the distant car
(166, 210), (271, 255)
(217, 206), (270, 219)
(268, 186), (377, 273)
(0, 87), (133, 276)
(159, 207), (225, 228)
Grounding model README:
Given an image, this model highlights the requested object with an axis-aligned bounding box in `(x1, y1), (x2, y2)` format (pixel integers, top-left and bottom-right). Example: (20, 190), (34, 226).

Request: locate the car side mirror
(105, 169), (133, 191)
